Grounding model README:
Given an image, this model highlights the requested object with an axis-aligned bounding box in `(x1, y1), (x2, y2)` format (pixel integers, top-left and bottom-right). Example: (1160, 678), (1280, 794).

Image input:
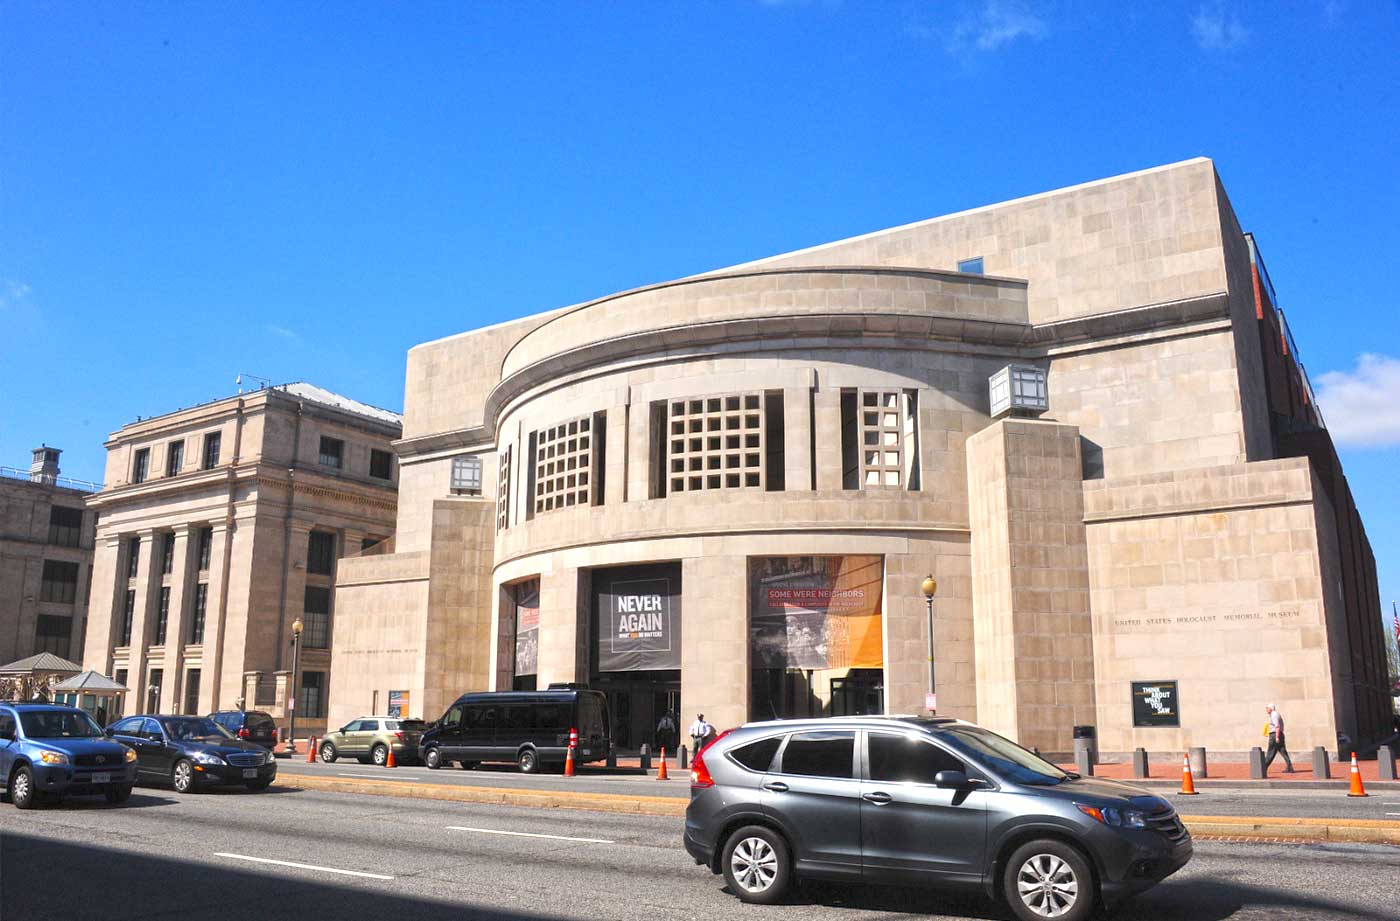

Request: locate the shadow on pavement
(14, 791), (178, 811)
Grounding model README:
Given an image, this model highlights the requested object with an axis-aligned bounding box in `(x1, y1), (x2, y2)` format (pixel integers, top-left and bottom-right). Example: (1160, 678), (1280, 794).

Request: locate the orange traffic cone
(1347, 753), (1368, 797)
(564, 744), (575, 777)
(385, 745), (397, 769)
(306, 736), (317, 764)
(1179, 753), (1198, 795)
(656, 747), (669, 781)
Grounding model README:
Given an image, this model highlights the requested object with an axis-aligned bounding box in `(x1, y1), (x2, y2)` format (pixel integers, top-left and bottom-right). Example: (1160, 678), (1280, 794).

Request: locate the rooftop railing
(0, 466), (102, 493)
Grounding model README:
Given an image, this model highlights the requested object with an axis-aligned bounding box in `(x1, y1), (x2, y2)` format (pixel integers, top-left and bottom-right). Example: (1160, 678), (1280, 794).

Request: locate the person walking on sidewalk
(689, 713), (714, 754)
(1262, 703), (1295, 775)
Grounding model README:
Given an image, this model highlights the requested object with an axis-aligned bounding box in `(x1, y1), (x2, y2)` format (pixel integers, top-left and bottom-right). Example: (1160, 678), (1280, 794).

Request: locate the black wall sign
(594, 564), (681, 672)
(1131, 680), (1180, 727)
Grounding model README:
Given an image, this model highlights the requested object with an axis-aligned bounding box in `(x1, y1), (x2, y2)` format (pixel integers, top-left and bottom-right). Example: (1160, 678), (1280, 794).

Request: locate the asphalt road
(2, 784), (1397, 921)
(275, 757), (1400, 821)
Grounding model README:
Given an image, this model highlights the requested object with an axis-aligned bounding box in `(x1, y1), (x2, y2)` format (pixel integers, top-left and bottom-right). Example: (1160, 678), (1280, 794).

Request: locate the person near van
(656, 711), (676, 753)
(689, 713), (713, 754)
(1262, 703), (1294, 774)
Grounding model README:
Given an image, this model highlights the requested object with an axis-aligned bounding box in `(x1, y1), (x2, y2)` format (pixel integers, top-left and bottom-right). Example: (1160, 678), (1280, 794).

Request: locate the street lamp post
(286, 617), (304, 755)
(921, 575), (937, 714)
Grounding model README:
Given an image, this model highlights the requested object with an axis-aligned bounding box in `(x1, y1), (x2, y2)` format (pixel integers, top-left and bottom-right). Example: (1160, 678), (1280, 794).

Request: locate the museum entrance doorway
(590, 562), (682, 753)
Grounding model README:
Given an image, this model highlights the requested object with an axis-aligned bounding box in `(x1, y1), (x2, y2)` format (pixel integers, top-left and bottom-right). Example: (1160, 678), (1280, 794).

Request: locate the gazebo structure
(0, 652), (82, 703)
(53, 670), (129, 726)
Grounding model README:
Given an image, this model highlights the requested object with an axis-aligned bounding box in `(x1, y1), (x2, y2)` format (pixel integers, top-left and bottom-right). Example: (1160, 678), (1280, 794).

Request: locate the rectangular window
(132, 448), (150, 484)
(764, 392), (785, 492)
(47, 506), (84, 548)
(361, 536), (381, 552)
(369, 448), (393, 480)
(779, 730), (855, 779)
(155, 587), (170, 644)
(868, 732), (964, 783)
(303, 586), (331, 649)
(190, 583), (208, 644)
(299, 671), (325, 719)
(34, 614), (72, 659)
(496, 448), (511, 528)
(146, 669), (163, 713)
(161, 532), (176, 575)
(319, 436), (344, 469)
(39, 560), (79, 604)
(666, 393), (768, 494)
(126, 536), (141, 579)
(197, 527), (213, 571)
(307, 531), (336, 575)
(451, 455), (483, 495)
(957, 256), (984, 275)
(121, 590), (136, 646)
(184, 669), (202, 715)
(532, 415), (594, 514)
(841, 389), (919, 489)
(166, 440), (184, 477)
(648, 401), (668, 499)
(202, 431), (222, 469)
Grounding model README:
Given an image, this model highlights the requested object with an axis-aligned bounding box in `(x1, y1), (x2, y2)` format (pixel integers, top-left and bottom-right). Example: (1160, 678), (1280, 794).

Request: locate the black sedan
(107, 715), (277, 793)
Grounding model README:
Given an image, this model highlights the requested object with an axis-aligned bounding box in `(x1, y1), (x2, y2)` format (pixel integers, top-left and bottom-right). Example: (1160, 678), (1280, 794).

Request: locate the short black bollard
(1312, 746), (1330, 780)
(640, 743), (652, 772)
(679, 745), (688, 770)
(1378, 745), (1396, 782)
(606, 743), (617, 770)
(1132, 748), (1149, 778)
(1248, 747), (1265, 779)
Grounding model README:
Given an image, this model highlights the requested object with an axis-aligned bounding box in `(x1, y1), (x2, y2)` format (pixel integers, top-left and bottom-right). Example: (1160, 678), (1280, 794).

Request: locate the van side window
(535, 705), (563, 731)
(779, 731), (855, 779)
(442, 705), (464, 730)
(502, 705), (532, 730)
(465, 705), (498, 731)
(868, 732), (965, 783)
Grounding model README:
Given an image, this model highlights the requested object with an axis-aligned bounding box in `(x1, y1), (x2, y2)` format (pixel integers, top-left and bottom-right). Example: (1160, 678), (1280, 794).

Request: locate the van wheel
(424, 747), (442, 770)
(517, 749), (539, 774)
(722, 825), (791, 904)
(1003, 839), (1095, 921)
(319, 742), (338, 763)
(11, 767), (37, 809)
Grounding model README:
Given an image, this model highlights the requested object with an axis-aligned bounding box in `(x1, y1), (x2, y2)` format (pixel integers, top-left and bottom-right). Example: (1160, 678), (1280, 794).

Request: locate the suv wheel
(722, 825), (791, 904)
(172, 759), (198, 794)
(371, 744), (389, 766)
(320, 742), (338, 763)
(517, 748), (538, 774)
(11, 767), (37, 810)
(104, 784), (134, 804)
(424, 747), (442, 770)
(1004, 839), (1094, 921)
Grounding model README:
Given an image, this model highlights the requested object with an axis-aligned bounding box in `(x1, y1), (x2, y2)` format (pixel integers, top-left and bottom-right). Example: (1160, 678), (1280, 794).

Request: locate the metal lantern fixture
(287, 618), (304, 754)
(922, 575), (937, 713)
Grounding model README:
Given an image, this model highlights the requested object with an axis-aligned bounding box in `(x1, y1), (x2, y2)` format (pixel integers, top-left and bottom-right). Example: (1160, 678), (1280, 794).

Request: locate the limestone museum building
(329, 158), (1391, 757)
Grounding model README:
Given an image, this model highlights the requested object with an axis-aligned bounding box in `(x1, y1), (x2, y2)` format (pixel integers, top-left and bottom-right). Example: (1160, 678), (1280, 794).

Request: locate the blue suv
(0, 704), (138, 808)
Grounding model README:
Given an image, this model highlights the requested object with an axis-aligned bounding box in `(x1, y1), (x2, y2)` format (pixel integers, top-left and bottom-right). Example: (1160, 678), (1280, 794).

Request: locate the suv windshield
(940, 725), (1070, 786)
(160, 717), (233, 741)
(20, 710), (103, 739)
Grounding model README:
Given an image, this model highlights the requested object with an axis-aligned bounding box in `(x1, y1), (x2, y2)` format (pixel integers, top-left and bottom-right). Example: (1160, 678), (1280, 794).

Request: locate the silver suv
(683, 716), (1191, 921)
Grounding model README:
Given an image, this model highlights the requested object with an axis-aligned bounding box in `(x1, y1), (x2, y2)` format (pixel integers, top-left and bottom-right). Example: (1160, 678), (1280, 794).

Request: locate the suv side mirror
(934, 770), (970, 789)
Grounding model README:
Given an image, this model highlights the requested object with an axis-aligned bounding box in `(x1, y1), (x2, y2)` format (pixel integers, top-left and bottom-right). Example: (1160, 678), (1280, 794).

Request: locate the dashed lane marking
(214, 853), (394, 880)
(446, 825), (615, 844)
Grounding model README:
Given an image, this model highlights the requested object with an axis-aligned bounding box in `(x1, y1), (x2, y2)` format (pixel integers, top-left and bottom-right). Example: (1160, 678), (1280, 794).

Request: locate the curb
(276, 774), (1400, 845)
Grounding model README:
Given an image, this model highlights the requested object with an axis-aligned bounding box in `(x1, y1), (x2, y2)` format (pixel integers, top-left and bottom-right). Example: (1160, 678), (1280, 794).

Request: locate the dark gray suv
(684, 716), (1191, 921)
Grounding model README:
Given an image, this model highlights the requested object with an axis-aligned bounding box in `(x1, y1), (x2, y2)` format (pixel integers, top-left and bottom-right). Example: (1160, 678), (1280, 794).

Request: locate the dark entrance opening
(590, 562), (682, 753)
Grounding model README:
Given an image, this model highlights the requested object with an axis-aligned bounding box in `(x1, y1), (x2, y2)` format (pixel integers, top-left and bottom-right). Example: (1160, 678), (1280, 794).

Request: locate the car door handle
(762, 781), (789, 793)
(862, 791), (893, 805)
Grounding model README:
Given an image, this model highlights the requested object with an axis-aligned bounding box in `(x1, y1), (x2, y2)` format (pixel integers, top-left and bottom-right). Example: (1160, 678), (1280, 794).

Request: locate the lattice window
(533, 417), (592, 514)
(497, 447), (512, 529)
(668, 394), (764, 493)
(858, 390), (915, 488)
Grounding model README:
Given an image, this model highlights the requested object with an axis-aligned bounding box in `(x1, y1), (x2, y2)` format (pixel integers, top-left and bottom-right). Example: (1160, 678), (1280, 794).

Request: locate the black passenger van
(418, 686), (611, 774)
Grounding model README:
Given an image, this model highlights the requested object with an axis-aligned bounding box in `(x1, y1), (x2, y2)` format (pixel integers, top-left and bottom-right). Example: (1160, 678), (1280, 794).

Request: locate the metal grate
(497, 447), (511, 528)
(667, 394), (764, 493)
(533, 417), (592, 514)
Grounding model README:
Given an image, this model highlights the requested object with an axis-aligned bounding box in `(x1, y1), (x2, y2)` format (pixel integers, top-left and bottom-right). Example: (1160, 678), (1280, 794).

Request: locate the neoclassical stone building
(331, 158), (1390, 756)
(83, 383), (400, 736)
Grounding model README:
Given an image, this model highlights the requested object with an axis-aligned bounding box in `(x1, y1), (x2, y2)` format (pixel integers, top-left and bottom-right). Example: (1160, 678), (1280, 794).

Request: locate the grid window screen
(532, 417), (592, 514)
(667, 394), (765, 493)
(451, 455), (483, 495)
(497, 447), (511, 529)
(860, 391), (907, 488)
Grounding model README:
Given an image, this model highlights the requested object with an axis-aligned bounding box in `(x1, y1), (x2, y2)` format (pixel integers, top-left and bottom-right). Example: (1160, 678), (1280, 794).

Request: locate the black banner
(512, 579), (540, 677)
(1131, 680), (1179, 727)
(595, 565), (681, 672)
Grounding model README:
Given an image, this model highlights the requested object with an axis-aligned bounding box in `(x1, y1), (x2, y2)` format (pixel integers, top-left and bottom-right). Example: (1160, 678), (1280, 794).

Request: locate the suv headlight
(191, 751), (226, 765)
(125, 748), (138, 763)
(1076, 803), (1147, 828)
(38, 750), (70, 765)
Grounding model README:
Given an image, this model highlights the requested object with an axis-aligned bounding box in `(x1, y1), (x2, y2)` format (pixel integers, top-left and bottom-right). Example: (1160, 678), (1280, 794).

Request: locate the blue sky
(2, 2), (1398, 636)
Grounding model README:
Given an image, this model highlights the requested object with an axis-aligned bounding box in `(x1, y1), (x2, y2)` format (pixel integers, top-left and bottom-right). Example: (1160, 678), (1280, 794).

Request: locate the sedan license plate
(92, 772), (111, 784)
(242, 768), (258, 779)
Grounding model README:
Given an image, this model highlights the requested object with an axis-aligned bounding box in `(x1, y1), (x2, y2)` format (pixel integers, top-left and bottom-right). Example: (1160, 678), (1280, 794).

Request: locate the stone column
(625, 390), (653, 502)
(681, 555), (748, 731)
(127, 529), (160, 710)
(813, 388), (844, 491)
(967, 418), (1095, 755)
(159, 525), (194, 712)
(783, 380), (814, 491)
(536, 567), (586, 687)
(81, 534), (125, 672)
(201, 522), (234, 711)
(605, 392), (629, 504)
(281, 523), (314, 667)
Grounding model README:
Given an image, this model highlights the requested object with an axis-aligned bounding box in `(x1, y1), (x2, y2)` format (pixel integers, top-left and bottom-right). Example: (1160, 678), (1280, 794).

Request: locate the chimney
(30, 445), (61, 485)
